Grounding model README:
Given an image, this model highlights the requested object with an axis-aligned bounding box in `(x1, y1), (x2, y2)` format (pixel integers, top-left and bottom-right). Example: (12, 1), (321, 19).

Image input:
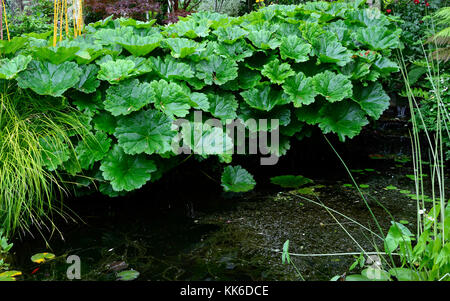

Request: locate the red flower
(425, 2), (430, 6)
(414, 0), (420, 4)
(386, 9), (392, 13)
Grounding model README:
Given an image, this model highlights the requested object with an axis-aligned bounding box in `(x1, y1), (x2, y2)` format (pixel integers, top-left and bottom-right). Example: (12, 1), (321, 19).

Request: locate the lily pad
(31, 252), (56, 264)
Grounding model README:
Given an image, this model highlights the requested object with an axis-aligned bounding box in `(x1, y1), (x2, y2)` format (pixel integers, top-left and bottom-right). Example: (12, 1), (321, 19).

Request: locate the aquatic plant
(1, 1), (402, 197)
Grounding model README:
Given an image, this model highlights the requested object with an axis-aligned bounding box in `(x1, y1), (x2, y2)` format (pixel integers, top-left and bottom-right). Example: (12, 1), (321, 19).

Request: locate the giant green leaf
(76, 64), (100, 93)
(196, 55), (238, 85)
(76, 131), (112, 169)
(114, 109), (176, 155)
(352, 82), (390, 119)
(215, 40), (254, 62)
(207, 92), (238, 121)
(180, 122), (233, 156)
(356, 27), (401, 51)
(261, 59), (295, 85)
(279, 35), (311, 63)
(213, 25), (248, 44)
(118, 33), (163, 56)
(318, 101), (369, 141)
(0, 55), (32, 79)
(313, 32), (352, 66)
(373, 57), (399, 76)
(17, 60), (82, 97)
(100, 145), (157, 192)
(97, 59), (138, 84)
(164, 38), (204, 58)
(241, 85), (289, 111)
(247, 30), (281, 50)
(105, 79), (153, 116)
(32, 46), (80, 64)
(149, 56), (194, 81)
(149, 79), (191, 118)
(282, 72), (317, 107)
(221, 165), (256, 192)
(313, 71), (353, 103)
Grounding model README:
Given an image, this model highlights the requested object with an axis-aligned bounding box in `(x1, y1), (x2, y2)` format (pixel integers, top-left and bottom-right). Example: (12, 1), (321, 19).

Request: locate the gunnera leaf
(97, 59), (138, 84)
(195, 55), (238, 85)
(17, 60), (82, 97)
(207, 91), (238, 121)
(149, 56), (195, 81)
(164, 38), (204, 58)
(247, 30), (281, 50)
(149, 79), (192, 118)
(76, 64), (100, 94)
(118, 33), (163, 56)
(32, 46), (80, 65)
(104, 79), (153, 116)
(213, 25), (248, 44)
(261, 59), (295, 84)
(215, 40), (254, 62)
(279, 35), (312, 63)
(114, 109), (176, 155)
(312, 71), (353, 103)
(356, 27), (401, 51)
(100, 145), (157, 192)
(0, 55), (32, 79)
(318, 101), (369, 141)
(76, 131), (112, 169)
(352, 82), (390, 119)
(241, 84), (290, 111)
(282, 72), (317, 107)
(312, 32), (352, 66)
(221, 165), (256, 193)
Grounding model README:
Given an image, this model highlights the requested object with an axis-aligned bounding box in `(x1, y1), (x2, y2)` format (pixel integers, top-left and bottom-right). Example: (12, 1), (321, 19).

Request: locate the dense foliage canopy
(0, 1), (402, 196)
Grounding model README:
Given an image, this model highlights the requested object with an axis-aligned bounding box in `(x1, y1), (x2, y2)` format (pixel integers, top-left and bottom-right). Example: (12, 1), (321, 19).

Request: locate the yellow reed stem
(64, 0), (69, 37)
(1, 0), (10, 41)
(59, 0), (63, 41)
(73, 4), (77, 38)
(53, 0), (59, 46)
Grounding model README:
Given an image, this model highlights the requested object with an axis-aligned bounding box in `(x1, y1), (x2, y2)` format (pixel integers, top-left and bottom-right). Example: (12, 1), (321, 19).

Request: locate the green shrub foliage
(0, 1), (402, 196)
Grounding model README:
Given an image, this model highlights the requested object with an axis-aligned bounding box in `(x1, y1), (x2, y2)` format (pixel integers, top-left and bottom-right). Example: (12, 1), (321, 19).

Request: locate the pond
(7, 110), (442, 281)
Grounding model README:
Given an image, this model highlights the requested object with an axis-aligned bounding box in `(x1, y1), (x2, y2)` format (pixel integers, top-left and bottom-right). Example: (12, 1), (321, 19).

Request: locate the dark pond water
(7, 109), (446, 281)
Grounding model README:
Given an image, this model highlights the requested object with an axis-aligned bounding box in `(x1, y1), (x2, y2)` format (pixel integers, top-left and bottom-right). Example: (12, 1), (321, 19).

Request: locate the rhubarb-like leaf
(76, 64), (100, 93)
(114, 109), (176, 155)
(221, 165), (256, 192)
(76, 131), (112, 169)
(17, 60), (82, 97)
(282, 72), (317, 107)
(100, 145), (157, 192)
(164, 38), (204, 58)
(207, 91), (238, 120)
(318, 101), (369, 141)
(149, 79), (191, 118)
(149, 56), (194, 81)
(0, 55), (32, 79)
(279, 35), (311, 63)
(196, 55), (238, 85)
(352, 82), (390, 119)
(97, 59), (137, 84)
(261, 58), (295, 84)
(241, 84), (289, 111)
(313, 71), (353, 103)
(105, 79), (153, 116)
